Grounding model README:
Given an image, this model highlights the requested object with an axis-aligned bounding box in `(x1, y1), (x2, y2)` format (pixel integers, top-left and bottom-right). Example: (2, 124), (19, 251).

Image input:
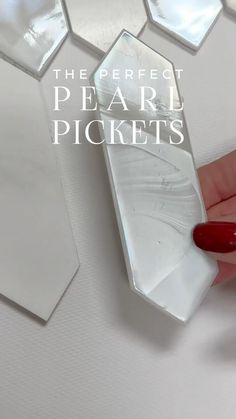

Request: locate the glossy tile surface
(0, 59), (79, 320)
(0, 0), (67, 76)
(92, 32), (218, 322)
(64, 0), (147, 52)
(145, 0), (222, 50)
(225, 0), (236, 15)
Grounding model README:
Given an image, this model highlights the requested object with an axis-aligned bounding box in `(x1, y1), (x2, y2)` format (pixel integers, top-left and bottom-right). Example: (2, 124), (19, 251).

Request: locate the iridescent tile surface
(92, 32), (218, 322)
(64, 0), (147, 52)
(145, 0), (222, 50)
(225, 0), (236, 15)
(0, 0), (68, 76)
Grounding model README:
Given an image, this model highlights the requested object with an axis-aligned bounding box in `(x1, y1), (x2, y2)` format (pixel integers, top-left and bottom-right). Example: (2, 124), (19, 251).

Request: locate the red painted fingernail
(193, 222), (236, 253)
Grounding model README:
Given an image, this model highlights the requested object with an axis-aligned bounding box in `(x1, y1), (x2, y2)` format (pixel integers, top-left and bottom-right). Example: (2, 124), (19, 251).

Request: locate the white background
(0, 10), (236, 419)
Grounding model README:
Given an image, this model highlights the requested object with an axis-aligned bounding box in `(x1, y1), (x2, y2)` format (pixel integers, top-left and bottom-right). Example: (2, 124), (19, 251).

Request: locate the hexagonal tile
(145, 0), (222, 50)
(0, 0), (68, 77)
(225, 0), (236, 16)
(92, 31), (218, 322)
(64, 0), (147, 52)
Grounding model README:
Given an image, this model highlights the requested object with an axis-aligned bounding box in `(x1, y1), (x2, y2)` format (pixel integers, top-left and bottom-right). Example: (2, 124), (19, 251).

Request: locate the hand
(193, 151), (236, 285)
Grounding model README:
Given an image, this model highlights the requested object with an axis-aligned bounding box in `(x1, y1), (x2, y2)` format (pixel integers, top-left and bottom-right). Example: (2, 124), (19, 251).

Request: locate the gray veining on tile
(0, 0), (68, 77)
(92, 31), (218, 322)
(145, 0), (222, 50)
(64, 0), (147, 53)
(0, 59), (79, 320)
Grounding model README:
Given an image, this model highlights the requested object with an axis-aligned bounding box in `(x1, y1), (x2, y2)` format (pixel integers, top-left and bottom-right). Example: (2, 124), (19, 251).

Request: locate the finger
(193, 218), (236, 265)
(208, 215), (236, 265)
(198, 151), (236, 210)
(208, 195), (236, 219)
(214, 261), (236, 285)
(209, 250), (236, 264)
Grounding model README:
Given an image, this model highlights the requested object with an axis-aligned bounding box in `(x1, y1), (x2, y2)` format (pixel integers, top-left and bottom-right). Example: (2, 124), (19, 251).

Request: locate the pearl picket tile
(0, 59), (79, 320)
(92, 32), (218, 322)
(225, 0), (236, 15)
(64, 0), (147, 52)
(0, 0), (68, 76)
(145, 0), (222, 50)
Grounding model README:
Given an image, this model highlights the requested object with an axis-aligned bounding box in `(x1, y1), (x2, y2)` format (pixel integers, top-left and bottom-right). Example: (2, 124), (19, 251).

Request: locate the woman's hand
(193, 151), (236, 285)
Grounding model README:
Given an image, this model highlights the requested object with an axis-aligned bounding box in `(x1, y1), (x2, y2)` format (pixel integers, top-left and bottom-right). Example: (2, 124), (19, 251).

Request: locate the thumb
(193, 216), (236, 265)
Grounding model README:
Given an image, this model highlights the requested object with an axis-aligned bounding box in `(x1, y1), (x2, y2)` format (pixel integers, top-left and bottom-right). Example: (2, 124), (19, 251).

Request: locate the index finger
(198, 151), (236, 210)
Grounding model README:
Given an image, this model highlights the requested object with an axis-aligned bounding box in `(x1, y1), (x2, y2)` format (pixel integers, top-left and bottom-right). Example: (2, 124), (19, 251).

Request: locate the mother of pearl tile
(0, 0), (68, 76)
(145, 0), (222, 50)
(64, 0), (147, 53)
(0, 59), (79, 320)
(92, 31), (218, 322)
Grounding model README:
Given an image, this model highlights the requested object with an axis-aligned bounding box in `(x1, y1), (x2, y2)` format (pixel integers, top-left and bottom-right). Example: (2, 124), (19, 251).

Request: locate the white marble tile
(64, 0), (147, 52)
(92, 32), (218, 322)
(0, 59), (79, 320)
(145, 0), (222, 50)
(0, 0), (68, 76)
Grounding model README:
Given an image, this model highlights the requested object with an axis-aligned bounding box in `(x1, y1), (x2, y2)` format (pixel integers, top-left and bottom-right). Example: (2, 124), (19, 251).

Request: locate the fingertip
(213, 261), (236, 286)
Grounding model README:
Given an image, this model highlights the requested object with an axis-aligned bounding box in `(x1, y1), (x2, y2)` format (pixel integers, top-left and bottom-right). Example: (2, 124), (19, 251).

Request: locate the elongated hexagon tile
(0, 58), (79, 320)
(0, 0), (68, 77)
(92, 31), (218, 322)
(145, 0), (222, 50)
(64, 0), (147, 53)
(225, 0), (236, 15)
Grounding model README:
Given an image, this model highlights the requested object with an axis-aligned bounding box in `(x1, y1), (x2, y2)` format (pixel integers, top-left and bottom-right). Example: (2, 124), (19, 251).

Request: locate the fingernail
(193, 222), (236, 253)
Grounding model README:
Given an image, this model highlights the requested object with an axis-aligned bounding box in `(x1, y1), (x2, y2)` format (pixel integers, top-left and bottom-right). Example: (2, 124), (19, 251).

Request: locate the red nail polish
(193, 222), (236, 253)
